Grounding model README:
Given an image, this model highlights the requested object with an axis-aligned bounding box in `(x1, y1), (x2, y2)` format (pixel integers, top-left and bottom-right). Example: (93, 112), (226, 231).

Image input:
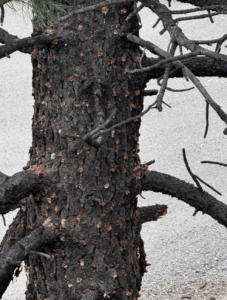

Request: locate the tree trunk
(26, 1), (148, 299)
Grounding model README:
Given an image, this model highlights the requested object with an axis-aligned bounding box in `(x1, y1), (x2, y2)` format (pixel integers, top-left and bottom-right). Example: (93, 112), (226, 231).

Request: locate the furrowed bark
(25, 1), (148, 299)
(0, 226), (59, 298)
(138, 170), (227, 228)
(0, 170), (44, 214)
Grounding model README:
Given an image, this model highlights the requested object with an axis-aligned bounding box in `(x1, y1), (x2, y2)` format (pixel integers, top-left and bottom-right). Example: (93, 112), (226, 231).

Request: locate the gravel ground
(0, 1), (227, 299)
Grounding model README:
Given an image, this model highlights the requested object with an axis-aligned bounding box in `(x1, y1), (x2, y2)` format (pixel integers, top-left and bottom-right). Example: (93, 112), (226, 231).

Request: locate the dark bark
(24, 1), (149, 299)
(135, 205), (168, 224)
(139, 170), (227, 228)
(1, 0), (227, 299)
(0, 226), (59, 298)
(0, 170), (45, 214)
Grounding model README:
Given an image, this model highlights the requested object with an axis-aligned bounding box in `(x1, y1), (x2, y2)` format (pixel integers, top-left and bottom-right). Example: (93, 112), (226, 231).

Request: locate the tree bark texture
(26, 1), (148, 299)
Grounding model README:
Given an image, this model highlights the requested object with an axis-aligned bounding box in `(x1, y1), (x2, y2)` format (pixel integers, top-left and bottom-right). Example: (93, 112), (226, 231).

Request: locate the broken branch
(136, 205), (168, 224)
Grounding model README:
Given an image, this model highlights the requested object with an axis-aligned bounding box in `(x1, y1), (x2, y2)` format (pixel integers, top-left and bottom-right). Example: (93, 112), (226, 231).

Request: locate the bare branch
(204, 102), (209, 139)
(126, 3), (144, 22)
(0, 27), (18, 44)
(135, 205), (168, 224)
(0, 170), (46, 214)
(92, 100), (157, 140)
(137, 170), (227, 228)
(82, 108), (117, 141)
(128, 50), (200, 74)
(150, 2), (227, 62)
(175, 12), (224, 22)
(170, 4), (227, 14)
(0, 226), (58, 298)
(193, 34), (227, 45)
(142, 89), (158, 96)
(182, 148), (203, 191)
(0, 33), (64, 59)
(201, 161), (227, 167)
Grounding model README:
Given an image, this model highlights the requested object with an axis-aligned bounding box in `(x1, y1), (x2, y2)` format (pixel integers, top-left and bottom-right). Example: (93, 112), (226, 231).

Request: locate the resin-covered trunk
(26, 1), (147, 299)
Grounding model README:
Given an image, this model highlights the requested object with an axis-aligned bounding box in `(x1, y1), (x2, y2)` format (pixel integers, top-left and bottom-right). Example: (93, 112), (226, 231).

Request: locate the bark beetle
(26, 1), (148, 299)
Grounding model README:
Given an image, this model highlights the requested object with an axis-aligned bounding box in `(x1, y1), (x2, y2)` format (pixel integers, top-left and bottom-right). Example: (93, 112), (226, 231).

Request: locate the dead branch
(201, 161), (227, 167)
(0, 170), (45, 214)
(175, 12), (224, 22)
(137, 170), (227, 228)
(0, 209), (26, 254)
(170, 4), (227, 14)
(0, 33), (64, 59)
(142, 89), (158, 96)
(0, 226), (58, 298)
(129, 50), (200, 74)
(91, 100), (157, 140)
(126, 3), (144, 22)
(156, 43), (177, 111)
(150, 1), (227, 63)
(182, 148), (203, 191)
(204, 102), (209, 138)
(182, 149), (221, 195)
(82, 108), (117, 141)
(128, 34), (227, 129)
(135, 205), (168, 224)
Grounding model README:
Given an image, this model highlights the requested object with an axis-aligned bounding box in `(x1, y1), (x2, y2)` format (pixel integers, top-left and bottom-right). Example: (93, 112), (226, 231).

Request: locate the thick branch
(0, 33), (60, 59)
(136, 205), (168, 224)
(0, 226), (58, 298)
(0, 170), (44, 214)
(0, 209), (26, 254)
(138, 170), (227, 228)
(0, 27), (18, 45)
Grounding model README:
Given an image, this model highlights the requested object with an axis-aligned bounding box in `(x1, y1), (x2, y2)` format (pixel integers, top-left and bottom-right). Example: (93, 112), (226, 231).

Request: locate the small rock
(208, 297), (216, 300)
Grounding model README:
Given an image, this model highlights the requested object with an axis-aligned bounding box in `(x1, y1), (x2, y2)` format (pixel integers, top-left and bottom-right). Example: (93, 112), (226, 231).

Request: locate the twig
(193, 34), (227, 45)
(1, 214), (6, 226)
(175, 12), (224, 23)
(139, 47), (146, 68)
(126, 3), (144, 22)
(156, 63), (172, 111)
(82, 108), (117, 141)
(170, 5), (227, 14)
(157, 74), (193, 92)
(127, 34), (227, 129)
(142, 89), (158, 96)
(201, 161), (227, 167)
(58, 0), (134, 21)
(0, 5), (4, 25)
(204, 102), (209, 139)
(207, 9), (214, 23)
(145, 160), (155, 166)
(194, 175), (222, 196)
(29, 251), (52, 260)
(153, 18), (160, 28)
(129, 50), (201, 74)
(92, 101), (157, 140)
(182, 148), (203, 191)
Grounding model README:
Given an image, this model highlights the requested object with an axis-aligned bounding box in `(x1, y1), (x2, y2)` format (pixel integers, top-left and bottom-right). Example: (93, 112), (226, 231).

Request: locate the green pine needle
(0, 0), (68, 27)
